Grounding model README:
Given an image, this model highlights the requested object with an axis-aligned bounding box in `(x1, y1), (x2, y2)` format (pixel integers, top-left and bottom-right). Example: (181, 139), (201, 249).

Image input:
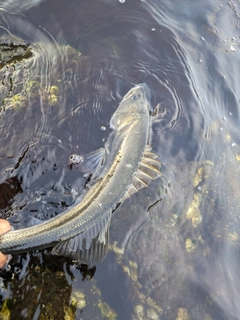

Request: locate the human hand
(0, 219), (11, 268)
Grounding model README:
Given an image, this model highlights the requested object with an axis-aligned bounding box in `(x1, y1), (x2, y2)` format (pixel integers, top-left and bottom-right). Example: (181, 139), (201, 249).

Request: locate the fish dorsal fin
(121, 146), (163, 202)
(52, 211), (111, 265)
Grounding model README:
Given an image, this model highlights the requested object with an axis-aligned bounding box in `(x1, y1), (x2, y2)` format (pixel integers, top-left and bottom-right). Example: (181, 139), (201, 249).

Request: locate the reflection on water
(0, 176), (22, 212)
(0, 0), (46, 14)
(0, 0), (240, 319)
(0, 253), (97, 319)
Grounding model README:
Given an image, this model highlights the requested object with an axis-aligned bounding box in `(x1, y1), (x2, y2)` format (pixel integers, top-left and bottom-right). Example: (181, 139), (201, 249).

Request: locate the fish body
(0, 83), (162, 263)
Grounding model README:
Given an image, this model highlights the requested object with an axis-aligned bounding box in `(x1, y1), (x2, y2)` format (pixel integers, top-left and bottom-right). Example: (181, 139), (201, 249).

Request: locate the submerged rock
(0, 34), (32, 68)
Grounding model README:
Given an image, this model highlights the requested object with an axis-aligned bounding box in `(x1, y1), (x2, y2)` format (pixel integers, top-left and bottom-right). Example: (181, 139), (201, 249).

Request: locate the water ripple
(0, 1), (239, 319)
(0, 0), (45, 14)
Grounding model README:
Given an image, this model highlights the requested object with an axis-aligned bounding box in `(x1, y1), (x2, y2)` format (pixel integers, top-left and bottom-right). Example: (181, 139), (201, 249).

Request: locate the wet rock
(70, 290), (86, 309)
(0, 34), (32, 68)
(3, 94), (27, 111)
(146, 307), (160, 320)
(129, 260), (138, 282)
(47, 85), (60, 105)
(134, 304), (144, 319)
(0, 300), (11, 320)
(63, 305), (75, 320)
(176, 308), (190, 320)
(185, 238), (197, 253)
(98, 302), (117, 320)
(186, 192), (202, 228)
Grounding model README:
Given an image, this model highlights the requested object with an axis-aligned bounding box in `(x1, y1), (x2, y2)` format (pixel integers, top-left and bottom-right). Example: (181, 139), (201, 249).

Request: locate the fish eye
(131, 92), (142, 101)
(124, 86), (144, 102)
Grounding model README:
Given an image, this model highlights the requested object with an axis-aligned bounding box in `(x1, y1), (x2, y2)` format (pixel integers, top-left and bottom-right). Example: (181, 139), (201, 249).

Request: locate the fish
(0, 83), (162, 264)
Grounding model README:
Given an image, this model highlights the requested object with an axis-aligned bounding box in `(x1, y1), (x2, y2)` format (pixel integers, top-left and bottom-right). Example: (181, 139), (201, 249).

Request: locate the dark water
(0, 0), (240, 319)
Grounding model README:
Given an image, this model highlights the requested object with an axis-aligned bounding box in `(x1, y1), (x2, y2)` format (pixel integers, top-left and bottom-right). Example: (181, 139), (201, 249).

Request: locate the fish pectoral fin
(77, 147), (105, 175)
(52, 211), (111, 265)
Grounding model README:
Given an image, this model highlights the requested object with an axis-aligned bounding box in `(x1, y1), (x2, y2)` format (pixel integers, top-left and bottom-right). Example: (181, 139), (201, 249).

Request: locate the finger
(0, 219), (11, 268)
(0, 219), (11, 235)
(0, 252), (8, 268)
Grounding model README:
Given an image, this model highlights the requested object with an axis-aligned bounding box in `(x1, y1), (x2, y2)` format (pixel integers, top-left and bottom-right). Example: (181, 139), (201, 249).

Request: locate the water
(0, 0), (240, 319)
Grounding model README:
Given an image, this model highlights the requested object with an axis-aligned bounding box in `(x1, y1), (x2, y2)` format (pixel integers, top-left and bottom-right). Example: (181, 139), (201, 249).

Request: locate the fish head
(110, 83), (151, 130)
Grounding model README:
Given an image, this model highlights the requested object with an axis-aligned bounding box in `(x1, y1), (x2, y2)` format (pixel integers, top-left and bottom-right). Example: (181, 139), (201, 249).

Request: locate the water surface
(0, 0), (240, 319)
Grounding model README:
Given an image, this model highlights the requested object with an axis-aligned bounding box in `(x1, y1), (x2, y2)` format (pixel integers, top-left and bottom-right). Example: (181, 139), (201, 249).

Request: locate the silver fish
(0, 83), (162, 264)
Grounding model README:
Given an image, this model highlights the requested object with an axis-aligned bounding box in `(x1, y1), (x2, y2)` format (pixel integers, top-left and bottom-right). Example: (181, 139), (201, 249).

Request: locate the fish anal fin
(120, 173), (151, 202)
(127, 184), (138, 197)
(134, 174), (151, 187)
(141, 157), (162, 169)
(143, 145), (161, 160)
(143, 151), (159, 160)
(120, 193), (129, 203)
(138, 163), (163, 180)
(121, 149), (163, 201)
(52, 211), (111, 265)
(142, 147), (163, 176)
